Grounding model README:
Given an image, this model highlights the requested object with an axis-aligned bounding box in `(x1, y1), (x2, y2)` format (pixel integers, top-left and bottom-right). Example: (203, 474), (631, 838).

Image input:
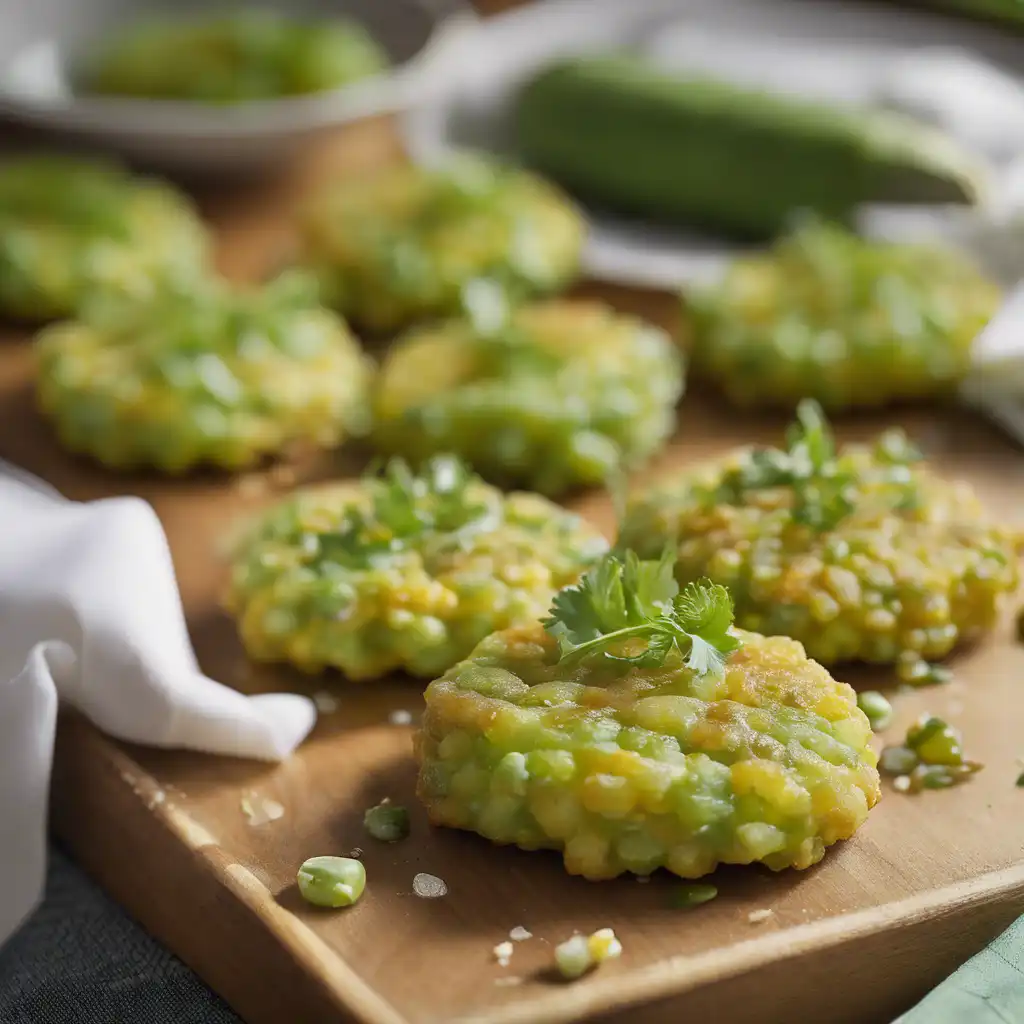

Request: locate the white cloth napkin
(0, 462), (317, 947)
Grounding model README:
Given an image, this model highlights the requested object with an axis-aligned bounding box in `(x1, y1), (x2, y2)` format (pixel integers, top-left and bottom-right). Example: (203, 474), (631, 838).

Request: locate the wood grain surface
(4, 14), (1024, 1024)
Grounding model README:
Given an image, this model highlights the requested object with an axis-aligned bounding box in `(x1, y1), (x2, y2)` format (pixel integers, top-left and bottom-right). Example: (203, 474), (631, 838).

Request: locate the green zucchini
(514, 55), (988, 240)
(902, 0), (1024, 27)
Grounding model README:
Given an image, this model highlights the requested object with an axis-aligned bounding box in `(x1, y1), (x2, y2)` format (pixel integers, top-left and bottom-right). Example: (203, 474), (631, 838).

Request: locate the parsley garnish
(543, 549), (741, 675)
(316, 456), (492, 568)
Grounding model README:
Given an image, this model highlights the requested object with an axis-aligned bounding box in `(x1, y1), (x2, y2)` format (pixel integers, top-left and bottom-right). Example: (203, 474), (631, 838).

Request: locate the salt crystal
(493, 941), (514, 966)
(509, 926), (532, 942)
(413, 872), (448, 899)
(747, 909), (773, 924)
(241, 793), (285, 826)
(494, 977), (522, 987)
(389, 709), (413, 725)
(893, 775), (912, 793)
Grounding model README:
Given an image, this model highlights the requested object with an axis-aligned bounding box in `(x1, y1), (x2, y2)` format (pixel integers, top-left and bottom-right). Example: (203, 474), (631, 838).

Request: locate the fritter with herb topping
(620, 402), (1021, 682)
(0, 155), (208, 321)
(688, 221), (997, 411)
(416, 551), (880, 879)
(84, 10), (388, 103)
(35, 271), (371, 472)
(225, 456), (607, 680)
(373, 298), (684, 497)
(299, 155), (584, 332)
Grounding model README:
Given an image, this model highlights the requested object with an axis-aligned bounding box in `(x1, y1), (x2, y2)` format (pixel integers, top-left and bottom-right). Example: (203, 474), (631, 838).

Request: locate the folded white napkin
(960, 286), (1024, 441)
(0, 463), (317, 947)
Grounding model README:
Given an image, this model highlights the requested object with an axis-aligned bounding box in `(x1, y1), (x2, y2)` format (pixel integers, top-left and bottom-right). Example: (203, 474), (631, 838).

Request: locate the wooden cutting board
(4, 112), (1024, 1024)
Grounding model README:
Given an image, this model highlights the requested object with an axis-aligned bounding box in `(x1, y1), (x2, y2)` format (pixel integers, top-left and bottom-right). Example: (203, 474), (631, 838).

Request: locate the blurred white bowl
(0, 0), (476, 174)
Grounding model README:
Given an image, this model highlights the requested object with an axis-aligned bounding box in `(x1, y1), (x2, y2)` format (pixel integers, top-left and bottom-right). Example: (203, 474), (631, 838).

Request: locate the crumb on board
(235, 473), (269, 499)
(494, 977), (523, 987)
(493, 941), (514, 967)
(747, 909), (774, 924)
(388, 709), (413, 726)
(313, 691), (339, 714)
(509, 926), (532, 942)
(241, 793), (285, 826)
(269, 463), (298, 488)
(349, 848), (364, 859)
(554, 928), (622, 980)
(413, 873), (448, 899)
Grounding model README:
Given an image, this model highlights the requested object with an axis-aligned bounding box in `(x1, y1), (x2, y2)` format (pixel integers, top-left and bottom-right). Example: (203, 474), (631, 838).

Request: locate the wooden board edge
(49, 713), (408, 1024)
(464, 861), (1024, 1024)
(50, 711), (1024, 1024)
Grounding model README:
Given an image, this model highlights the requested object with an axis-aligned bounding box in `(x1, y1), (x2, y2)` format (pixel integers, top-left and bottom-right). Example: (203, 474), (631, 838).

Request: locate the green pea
(296, 856), (365, 908)
(856, 690), (892, 731)
(879, 745), (918, 776)
(907, 716), (963, 766)
(363, 800), (410, 842)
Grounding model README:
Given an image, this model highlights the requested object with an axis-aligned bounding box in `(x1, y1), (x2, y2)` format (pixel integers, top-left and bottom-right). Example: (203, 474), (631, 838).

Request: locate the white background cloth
(0, 463), (316, 948)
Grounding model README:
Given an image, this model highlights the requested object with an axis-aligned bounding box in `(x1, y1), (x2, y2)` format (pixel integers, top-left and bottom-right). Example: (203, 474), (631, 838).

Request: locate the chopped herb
(316, 455), (493, 570)
(670, 883), (718, 909)
(1016, 771), (1024, 788)
(711, 400), (920, 532)
(543, 549), (741, 675)
(364, 800), (410, 842)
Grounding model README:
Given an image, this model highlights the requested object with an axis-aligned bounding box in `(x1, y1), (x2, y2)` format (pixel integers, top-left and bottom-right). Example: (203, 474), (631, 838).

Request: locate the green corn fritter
(687, 221), (998, 412)
(225, 456), (608, 681)
(373, 299), (684, 497)
(0, 155), (208, 321)
(299, 155), (585, 333)
(416, 553), (880, 880)
(83, 10), (388, 102)
(619, 402), (1021, 682)
(35, 271), (372, 472)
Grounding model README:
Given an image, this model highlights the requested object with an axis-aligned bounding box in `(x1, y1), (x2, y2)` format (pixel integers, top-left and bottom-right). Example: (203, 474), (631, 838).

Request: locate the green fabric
(897, 916), (1024, 1023)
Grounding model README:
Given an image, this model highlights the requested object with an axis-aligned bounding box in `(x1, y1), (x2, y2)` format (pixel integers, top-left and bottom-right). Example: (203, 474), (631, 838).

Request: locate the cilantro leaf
(542, 552), (741, 676)
(670, 580), (741, 677)
(713, 400), (870, 533)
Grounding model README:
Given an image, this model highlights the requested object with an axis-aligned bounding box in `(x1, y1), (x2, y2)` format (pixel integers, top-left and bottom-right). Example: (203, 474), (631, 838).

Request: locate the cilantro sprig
(543, 549), (741, 676)
(315, 455), (492, 568)
(712, 399), (918, 532)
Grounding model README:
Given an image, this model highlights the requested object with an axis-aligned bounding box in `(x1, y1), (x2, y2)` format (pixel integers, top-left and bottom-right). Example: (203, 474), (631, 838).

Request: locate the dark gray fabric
(0, 845), (241, 1024)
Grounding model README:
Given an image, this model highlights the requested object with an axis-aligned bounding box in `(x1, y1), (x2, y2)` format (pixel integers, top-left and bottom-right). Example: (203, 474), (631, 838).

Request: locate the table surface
(4, 2), (1024, 1022)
